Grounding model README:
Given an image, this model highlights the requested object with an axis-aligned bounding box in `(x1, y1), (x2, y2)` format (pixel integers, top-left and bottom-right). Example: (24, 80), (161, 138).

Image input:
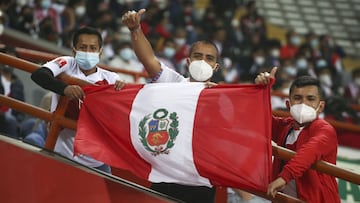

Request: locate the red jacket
(272, 116), (340, 203)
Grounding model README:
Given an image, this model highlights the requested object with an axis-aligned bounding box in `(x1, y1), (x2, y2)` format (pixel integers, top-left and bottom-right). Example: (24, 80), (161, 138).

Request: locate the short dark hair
(289, 75), (325, 100)
(189, 40), (219, 61)
(72, 26), (103, 48)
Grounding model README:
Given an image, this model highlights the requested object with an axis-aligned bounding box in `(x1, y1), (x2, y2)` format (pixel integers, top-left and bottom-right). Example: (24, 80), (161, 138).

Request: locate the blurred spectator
(108, 40), (146, 84)
(38, 16), (59, 43)
(280, 29), (301, 60)
(324, 95), (360, 125)
(240, 0), (267, 42)
(344, 68), (360, 105)
(265, 39), (282, 68)
(0, 0), (11, 27)
(157, 37), (179, 72)
(248, 46), (267, 77)
(314, 59), (336, 98)
(60, 0), (89, 48)
(34, 0), (65, 43)
(21, 91), (52, 147)
(172, 26), (190, 75)
(0, 64), (25, 137)
(318, 34), (345, 74)
(13, 4), (37, 36)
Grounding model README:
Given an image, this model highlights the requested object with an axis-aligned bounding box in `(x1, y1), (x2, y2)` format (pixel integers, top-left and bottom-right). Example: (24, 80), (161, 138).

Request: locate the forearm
(31, 67), (68, 95)
(130, 27), (161, 78)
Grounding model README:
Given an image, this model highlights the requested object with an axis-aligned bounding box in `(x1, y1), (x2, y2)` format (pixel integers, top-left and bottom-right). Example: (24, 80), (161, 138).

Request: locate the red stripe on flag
(74, 84), (152, 179)
(192, 84), (272, 192)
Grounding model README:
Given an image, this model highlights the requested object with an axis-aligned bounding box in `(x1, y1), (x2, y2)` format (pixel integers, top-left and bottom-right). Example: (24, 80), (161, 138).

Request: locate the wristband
(151, 69), (163, 82)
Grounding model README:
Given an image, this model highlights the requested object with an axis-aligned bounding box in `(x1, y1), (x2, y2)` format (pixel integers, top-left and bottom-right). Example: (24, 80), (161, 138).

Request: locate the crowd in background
(0, 0), (359, 140)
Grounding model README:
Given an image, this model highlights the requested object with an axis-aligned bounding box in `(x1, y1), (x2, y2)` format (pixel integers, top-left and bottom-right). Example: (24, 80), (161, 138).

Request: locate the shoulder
(97, 68), (120, 81)
(310, 119), (335, 131)
(44, 56), (75, 68)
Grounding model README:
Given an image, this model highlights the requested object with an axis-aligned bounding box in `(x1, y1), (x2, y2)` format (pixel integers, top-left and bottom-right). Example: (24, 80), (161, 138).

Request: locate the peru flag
(74, 82), (273, 192)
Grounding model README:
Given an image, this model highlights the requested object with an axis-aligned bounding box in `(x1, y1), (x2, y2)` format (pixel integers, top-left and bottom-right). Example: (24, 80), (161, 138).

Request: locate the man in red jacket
(255, 67), (340, 203)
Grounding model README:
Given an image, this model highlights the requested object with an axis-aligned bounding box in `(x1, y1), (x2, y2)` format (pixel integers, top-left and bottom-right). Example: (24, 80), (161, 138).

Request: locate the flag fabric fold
(74, 82), (272, 192)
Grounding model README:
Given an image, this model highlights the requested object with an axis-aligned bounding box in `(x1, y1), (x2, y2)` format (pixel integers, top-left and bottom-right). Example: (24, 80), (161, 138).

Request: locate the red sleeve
(279, 119), (338, 183)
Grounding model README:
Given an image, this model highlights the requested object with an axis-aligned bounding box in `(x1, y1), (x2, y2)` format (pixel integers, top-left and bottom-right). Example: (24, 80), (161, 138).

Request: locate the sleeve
(279, 120), (338, 183)
(31, 67), (68, 96)
(155, 63), (186, 83)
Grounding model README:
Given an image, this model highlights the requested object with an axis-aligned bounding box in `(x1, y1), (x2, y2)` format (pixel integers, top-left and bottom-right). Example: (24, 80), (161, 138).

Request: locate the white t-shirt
(43, 56), (120, 167)
(155, 61), (188, 83)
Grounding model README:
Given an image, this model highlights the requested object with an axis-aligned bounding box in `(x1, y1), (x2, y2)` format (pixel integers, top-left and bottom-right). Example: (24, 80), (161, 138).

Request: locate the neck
(81, 67), (97, 76)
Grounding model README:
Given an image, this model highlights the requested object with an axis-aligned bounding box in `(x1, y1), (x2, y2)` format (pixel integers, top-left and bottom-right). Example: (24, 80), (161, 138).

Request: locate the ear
(186, 57), (191, 71)
(214, 63), (220, 71)
(72, 48), (76, 57)
(317, 101), (325, 113)
(99, 48), (103, 58)
(285, 100), (291, 111)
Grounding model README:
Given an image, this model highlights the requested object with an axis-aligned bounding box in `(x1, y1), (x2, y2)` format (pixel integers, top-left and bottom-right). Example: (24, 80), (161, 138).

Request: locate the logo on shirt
(55, 58), (67, 67)
(139, 108), (178, 156)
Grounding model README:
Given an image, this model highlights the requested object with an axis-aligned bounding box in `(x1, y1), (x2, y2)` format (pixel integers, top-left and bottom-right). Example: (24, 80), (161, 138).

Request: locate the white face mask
(163, 47), (176, 58)
(354, 78), (360, 86)
(270, 49), (280, 58)
(75, 6), (86, 17)
(290, 103), (319, 124)
(319, 74), (332, 87)
(188, 60), (214, 82)
(119, 48), (134, 61)
(254, 56), (265, 66)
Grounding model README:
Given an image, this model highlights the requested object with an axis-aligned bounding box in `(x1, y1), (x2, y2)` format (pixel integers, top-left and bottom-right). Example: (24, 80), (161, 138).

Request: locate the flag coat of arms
(74, 82), (273, 192)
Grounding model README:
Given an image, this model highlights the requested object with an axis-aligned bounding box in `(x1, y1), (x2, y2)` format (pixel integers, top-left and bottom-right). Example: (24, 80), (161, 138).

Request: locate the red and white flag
(74, 82), (273, 192)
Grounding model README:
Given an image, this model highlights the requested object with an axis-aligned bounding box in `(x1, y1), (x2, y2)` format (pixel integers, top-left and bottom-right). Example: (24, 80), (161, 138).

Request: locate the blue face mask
(163, 47), (176, 58)
(119, 48), (133, 61)
(75, 51), (100, 70)
(41, 0), (51, 9)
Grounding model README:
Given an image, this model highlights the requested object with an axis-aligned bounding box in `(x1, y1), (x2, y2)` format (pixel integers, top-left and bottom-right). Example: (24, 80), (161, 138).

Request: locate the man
(122, 9), (219, 203)
(255, 68), (340, 202)
(31, 26), (125, 173)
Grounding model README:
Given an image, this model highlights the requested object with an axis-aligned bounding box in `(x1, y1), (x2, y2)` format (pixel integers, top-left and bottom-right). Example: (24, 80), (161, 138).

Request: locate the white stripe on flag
(129, 82), (211, 186)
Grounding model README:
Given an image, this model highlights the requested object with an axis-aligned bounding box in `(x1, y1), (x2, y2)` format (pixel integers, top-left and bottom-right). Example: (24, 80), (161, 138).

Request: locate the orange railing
(1, 51), (360, 203)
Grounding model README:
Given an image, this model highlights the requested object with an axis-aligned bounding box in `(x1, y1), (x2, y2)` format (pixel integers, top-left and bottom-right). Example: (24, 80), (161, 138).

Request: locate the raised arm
(121, 9), (161, 78)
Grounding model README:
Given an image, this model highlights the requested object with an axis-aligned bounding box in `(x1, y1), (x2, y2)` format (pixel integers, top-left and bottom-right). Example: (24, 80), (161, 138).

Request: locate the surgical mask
(284, 66), (297, 77)
(75, 51), (99, 70)
(119, 48), (133, 61)
(310, 39), (319, 48)
(41, 0), (51, 9)
(17, 0), (27, 6)
(355, 78), (360, 86)
(290, 36), (301, 46)
(75, 6), (86, 17)
(319, 74), (332, 87)
(290, 103), (319, 124)
(175, 38), (186, 46)
(270, 49), (280, 58)
(163, 47), (176, 58)
(188, 60), (214, 82)
(296, 59), (308, 69)
(254, 56), (265, 66)
(282, 87), (290, 95)
(0, 24), (3, 36)
(316, 59), (327, 69)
